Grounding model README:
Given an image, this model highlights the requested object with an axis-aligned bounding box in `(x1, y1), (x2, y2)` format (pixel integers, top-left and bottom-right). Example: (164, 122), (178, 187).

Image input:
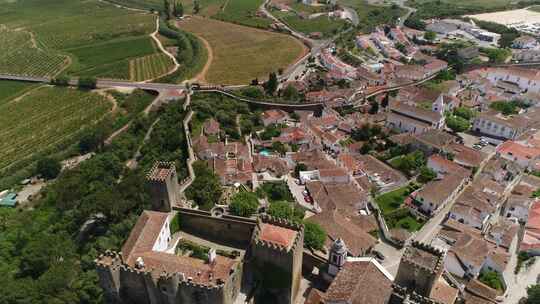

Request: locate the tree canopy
(229, 192), (259, 217)
(186, 161), (223, 210)
(304, 221), (326, 251)
(36, 157), (61, 180)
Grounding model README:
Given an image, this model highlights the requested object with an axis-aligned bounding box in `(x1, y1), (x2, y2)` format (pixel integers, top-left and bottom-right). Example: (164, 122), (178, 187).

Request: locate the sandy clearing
(466, 9), (540, 25)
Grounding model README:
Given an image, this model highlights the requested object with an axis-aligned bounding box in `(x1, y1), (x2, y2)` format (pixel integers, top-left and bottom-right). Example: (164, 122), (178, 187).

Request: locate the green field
(274, 11), (349, 37)
(530, 5), (540, 12)
(0, 0), (167, 80)
(0, 27), (69, 77)
(0, 80), (37, 104)
(130, 53), (175, 81)
(0, 86), (112, 173)
(375, 185), (424, 232)
(406, 0), (514, 18)
(67, 36), (158, 79)
(214, 0), (272, 28)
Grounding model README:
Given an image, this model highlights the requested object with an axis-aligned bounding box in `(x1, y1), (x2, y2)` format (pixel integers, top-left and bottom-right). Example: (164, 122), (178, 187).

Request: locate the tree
(271, 141), (287, 156)
(186, 161), (223, 210)
(173, 1), (183, 17)
(50, 75), (70, 86)
(381, 94), (389, 108)
(424, 31), (436, 41)
(418, 166), (437, 183)
(526, 284), (540, 304)
(265, 72), (278, 96)
(268, 201), (304, 222)
(79, 125), (108, 153)
(446, 115), (470, 133)
(368, 100), (379, 114)
(282, 85), (299, 101)
(229, 192), (259, 217)
(294, 163), (307, 178)
(164, 0), (171, 19)
(453, 107), (475, 120)
(36, 157), (61, 180)
(262, 182), (292, 202)
(478, 271), (503, 291)
(78, 77), (97, 90)
(193, 0), (200, 14)
(304, 221), (326, 250)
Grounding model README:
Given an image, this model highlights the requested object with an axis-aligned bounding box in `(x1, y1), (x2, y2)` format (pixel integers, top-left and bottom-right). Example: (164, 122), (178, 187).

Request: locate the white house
(486, 67), (540, 94)
(472, 112), (527, 140)
(386, 102), (445, 135)
(512, 36), (539, 49)
(415, 172), (467, 216)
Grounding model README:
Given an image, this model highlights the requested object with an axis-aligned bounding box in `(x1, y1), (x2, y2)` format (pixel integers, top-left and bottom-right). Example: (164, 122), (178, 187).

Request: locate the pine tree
(265, 72), (278, 96)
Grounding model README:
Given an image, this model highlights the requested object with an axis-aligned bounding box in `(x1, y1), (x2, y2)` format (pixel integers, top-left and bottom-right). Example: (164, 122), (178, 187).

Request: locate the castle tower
(250, 216), (304, 304)
(394, 241), (445, 297)
(328, 238), (347, 277)
(147, 162), (180, 212)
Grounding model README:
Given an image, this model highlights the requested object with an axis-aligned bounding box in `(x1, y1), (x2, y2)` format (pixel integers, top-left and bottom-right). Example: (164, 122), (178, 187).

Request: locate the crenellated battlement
(392, 285), (441, 304)
(253, 215), (304, 253)
(401, 241), (445, 275)
(147, 161), (177, 182)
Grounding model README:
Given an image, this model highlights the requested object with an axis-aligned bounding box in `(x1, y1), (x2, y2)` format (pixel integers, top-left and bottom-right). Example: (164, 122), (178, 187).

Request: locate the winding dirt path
(188, 33), (214, 84)
(147, 17), (180, 82)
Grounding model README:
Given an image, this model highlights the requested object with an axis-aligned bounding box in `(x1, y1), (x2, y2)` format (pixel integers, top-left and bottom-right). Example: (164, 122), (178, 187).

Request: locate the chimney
(208, 248), (217, 264)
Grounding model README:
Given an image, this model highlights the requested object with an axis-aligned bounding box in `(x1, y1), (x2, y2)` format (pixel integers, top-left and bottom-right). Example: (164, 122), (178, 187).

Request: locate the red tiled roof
(259, 223), (297, 248)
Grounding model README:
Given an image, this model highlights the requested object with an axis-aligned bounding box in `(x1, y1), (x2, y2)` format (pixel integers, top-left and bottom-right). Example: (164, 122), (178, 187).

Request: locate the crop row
(130, 53), (174, 81)
(0, 87), (111, 171)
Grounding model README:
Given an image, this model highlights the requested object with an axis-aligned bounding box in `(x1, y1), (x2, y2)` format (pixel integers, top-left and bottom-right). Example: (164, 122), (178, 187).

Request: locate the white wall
(152, 216), (171, 252)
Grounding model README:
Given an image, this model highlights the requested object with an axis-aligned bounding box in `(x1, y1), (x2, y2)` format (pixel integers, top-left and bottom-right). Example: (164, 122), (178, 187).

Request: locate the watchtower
(394, 241), (445, 297)
(250, 215), (304, 304)
(147, 162), (180, 212)
(328, 238), (347, 277)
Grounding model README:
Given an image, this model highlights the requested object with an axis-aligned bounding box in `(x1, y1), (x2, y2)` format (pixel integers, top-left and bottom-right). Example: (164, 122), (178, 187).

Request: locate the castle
(95, 161), (304, 304)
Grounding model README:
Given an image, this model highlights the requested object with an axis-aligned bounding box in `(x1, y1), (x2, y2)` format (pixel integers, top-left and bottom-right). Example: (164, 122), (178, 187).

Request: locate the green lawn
(375, 186), (411, 214)
(375, 185), (424, 232)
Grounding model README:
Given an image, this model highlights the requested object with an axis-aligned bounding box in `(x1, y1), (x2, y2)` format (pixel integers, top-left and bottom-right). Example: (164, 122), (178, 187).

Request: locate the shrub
(229, 192), (259, 217)
(36, 157), (61, 180)
(304, 221), (326, 251)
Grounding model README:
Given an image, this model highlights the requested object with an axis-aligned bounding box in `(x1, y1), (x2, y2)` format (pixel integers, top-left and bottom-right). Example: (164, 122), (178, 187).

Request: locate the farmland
(176, 16), (307, 85)
(130, 53), (175, 81)
(0, 27), (69, 77)
(0, 80), (37, 104)
(180, 0), (227, 16)
(66, 36), (158, 79)
(0, 0), (165, 80)
(274, 11), (349, 37)
(406, 0), (514, 19)
(213, 0), (272, 28)
(0, 86), (112, 174)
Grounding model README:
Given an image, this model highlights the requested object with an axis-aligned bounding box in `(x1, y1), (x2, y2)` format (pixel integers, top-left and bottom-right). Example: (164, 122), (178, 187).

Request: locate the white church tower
(328, 238), (347, 277)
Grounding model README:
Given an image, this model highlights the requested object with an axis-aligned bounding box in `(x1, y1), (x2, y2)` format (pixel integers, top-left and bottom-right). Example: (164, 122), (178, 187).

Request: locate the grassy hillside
(176, 16), (307, 85)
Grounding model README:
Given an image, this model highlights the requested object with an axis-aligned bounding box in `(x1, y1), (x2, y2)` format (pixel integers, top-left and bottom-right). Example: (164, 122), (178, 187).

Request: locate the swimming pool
(260, 149), (271, 156)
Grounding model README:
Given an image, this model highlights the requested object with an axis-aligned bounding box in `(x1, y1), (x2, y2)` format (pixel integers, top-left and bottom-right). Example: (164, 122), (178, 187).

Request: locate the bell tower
(328, 238), (347, 277)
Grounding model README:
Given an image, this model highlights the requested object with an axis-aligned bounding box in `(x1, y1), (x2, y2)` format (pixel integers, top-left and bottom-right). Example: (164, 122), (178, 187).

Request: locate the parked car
(304, 196), (313, 204)
(302, 190), (309, 196)
(372, 250), (385, 261)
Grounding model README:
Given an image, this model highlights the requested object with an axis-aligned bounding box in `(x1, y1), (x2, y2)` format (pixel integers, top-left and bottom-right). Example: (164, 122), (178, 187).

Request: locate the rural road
(149, 17), (180, 80)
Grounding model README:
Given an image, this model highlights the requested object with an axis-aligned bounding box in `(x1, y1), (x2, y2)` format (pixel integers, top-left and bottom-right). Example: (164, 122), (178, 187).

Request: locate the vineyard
(0, 87), (112, 172)
(0, 80), (37, 104)
(0, 27), (68, 77)
(67, 36), (157, 80)
(130, 53), (175, 81)
(0, 0), (160, 79)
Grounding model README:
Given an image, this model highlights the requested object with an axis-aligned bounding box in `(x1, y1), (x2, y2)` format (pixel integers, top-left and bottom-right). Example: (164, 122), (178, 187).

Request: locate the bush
(261, 182), (293, 202)
(35, 157), (61, 180)
(418, 166), (437, 183)
(268, 201), (305, 222)
(186, 161), (223, 210)
(78, 77), (97, 90)
(479, 270), (504, 291)
(170, 214), (181, 234)
(229, 192), (259, 217)
(446, 115), (470, 133)
(304, 221), (326, 251)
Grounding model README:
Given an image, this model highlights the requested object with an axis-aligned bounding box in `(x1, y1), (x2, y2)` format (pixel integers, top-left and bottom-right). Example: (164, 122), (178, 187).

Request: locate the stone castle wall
(176, 208), (256, 248)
